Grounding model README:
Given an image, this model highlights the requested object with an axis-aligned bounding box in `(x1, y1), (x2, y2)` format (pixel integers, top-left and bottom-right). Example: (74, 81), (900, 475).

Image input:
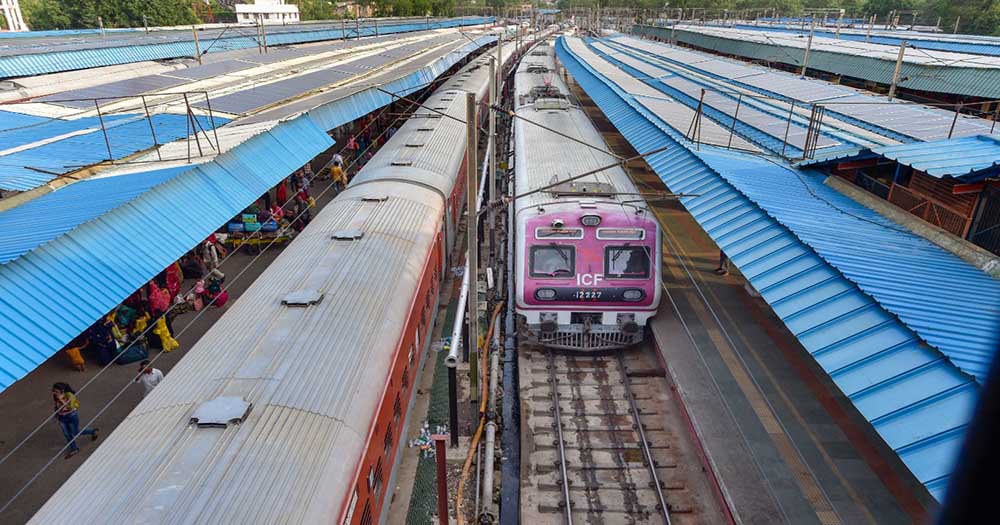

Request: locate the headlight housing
(534, 288), (557, 301)
(622, 289), (645, 302)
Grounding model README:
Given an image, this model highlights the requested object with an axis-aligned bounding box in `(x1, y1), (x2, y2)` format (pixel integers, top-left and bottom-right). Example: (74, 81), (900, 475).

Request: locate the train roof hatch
(549, 180), (616, 198)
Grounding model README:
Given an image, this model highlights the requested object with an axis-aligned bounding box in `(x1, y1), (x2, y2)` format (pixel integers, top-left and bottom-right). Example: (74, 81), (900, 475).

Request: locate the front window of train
(530, 245), (575, 278)
(604, 246), (652, 279)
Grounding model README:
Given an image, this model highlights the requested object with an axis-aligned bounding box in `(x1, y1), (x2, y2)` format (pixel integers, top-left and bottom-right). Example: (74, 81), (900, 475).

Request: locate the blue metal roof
(0, 112), (135, 149)
(0, 115), (333, 392)
(871, 135), (1000, 181)
(558, 35), (997, 500)
(308, 35), (496, 131)
(696, 149), (1000, 381)
(0, 37), (484, 391)
(0, 18), (494, 79)
(726, 23), (1000, 57)
(0, 165), (193, 264)
(0, 110), (50, 131)
(0, 113), (226, 192)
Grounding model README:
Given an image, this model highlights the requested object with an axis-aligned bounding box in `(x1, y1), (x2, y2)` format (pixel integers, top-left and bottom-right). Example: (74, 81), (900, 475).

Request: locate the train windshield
(530, 245), (575, 278)
(605, 246), (651, 279)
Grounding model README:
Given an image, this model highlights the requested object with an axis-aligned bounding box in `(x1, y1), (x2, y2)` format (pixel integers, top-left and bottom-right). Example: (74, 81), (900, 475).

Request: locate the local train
(30, 40), (516, 525)
(513, 40), (661, 351)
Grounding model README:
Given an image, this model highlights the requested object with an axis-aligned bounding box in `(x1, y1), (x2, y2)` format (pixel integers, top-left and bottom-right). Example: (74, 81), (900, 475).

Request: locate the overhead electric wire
(0, 74), (443, 514)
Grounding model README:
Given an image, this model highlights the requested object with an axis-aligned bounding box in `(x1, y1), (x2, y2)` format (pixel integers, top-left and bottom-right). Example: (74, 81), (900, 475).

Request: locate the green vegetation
(15, 0), (1000, 36)
(21, 0), (198, 29)
(548, 0), (1000, 36)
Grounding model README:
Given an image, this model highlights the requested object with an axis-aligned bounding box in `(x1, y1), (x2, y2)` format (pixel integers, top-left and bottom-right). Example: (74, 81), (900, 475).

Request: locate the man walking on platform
(135, 360), (164, 398)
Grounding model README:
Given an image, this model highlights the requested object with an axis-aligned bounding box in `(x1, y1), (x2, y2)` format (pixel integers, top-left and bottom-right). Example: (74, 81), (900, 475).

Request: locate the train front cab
(516, 207), (661, 351)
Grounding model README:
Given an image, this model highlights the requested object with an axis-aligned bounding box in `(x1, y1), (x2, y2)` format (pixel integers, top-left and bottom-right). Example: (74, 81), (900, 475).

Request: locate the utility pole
(888, 40), (907, 101)
(142, 15), (148, 33)
(466, 92), (480, 406)
(835, 9), (843, 39)
(261, 19), (268, 53)
(954, 16), (961, 34)
(801, 20), (815, 77)
(97, 16), (105, 36)
(192, 26), (203, 65)
(866, 14), (875, 42)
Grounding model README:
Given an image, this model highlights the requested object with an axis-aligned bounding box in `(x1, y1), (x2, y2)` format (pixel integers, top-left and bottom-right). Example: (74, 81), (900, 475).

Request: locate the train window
(367, 466), (375, 491)
(604, 246), (652, 279)
(394, 395), (402, 425)
(535, 227), (583, 239)
(384, 426), (393, 456)
(374, 459), (384, 497)
(597, 228), (645, 240)
(530, 245), (575, 278)
(408, 345), (415, 365)
(359, 501), (372, 525)
(342, 489), (359, 525)
(402, 366), (410, 390)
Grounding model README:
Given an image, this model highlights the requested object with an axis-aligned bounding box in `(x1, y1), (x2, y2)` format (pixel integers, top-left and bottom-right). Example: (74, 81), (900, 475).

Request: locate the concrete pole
(866, 14), (875, 42)
(888, 40), (907, 101)
(192, 26), (203, 65)
(835, 10), (843, 38)
(800, 20), (815, 77)
(97, 16), (105, 36)
(261, 20), (268, 53)
(954, 16), (961, 34)
(142, 15), (148, 33)
(466, 92), (480, 404)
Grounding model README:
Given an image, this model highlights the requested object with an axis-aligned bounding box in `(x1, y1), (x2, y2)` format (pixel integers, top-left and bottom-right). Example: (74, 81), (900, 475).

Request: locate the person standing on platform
(52, 382), (98, 459)
(135, 360), (164, 398)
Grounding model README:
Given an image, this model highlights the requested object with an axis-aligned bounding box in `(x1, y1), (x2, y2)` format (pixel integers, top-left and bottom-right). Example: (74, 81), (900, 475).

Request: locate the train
(513, 39), (662, 351)
(29, 39), (516, 525)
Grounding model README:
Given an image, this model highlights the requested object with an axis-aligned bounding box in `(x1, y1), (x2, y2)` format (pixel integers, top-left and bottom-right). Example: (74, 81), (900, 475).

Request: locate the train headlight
(540, 319), (558, 333)
(622, 289), (645, 302)
(535, 288), (557, 301)
(581, 214), (602, 227)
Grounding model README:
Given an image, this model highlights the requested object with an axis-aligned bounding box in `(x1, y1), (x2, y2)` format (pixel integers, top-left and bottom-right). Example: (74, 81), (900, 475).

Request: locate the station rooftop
(635, 24), (1000, 99)
(0, 23), (498, 391)
(558, 33), (1000, 500)
(0, 16), (492, 78)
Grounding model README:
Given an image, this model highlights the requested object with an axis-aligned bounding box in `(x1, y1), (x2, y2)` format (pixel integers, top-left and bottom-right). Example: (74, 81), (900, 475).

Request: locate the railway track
(520, 342), (725, 524)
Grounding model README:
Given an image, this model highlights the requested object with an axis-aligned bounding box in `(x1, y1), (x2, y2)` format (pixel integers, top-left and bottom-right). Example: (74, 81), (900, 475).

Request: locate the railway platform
(565, 73), (934, 524)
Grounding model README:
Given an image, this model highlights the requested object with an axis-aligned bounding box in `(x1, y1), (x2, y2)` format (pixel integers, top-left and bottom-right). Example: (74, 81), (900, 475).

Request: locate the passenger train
(30, 40), (517, 525)
(513, 40), (661, 351)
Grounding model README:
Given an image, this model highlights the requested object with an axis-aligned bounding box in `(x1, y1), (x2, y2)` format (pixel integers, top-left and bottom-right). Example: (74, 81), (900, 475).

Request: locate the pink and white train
(513, 41), (661, 351)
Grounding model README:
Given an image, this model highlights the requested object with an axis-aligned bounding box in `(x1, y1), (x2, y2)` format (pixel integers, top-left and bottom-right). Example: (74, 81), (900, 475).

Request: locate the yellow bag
(65, 346), (85, 371)
(153, 317), (179, 353)
(308, 197), (316, 209)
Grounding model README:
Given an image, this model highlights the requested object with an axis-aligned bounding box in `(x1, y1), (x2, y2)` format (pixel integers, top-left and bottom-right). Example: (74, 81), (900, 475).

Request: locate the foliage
(21, 0), (197, 30)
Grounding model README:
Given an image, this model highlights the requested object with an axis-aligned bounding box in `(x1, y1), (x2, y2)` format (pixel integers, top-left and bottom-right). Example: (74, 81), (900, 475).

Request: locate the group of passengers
(47, 106), (405, 461)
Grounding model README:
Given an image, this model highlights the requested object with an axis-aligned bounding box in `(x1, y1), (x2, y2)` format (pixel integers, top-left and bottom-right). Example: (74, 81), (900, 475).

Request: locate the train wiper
(549, 243), (572, 269)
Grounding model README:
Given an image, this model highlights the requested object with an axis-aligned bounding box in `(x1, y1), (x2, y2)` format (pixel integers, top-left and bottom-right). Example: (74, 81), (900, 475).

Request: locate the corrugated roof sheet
(0, 165), (194, 264)
(0, 40), (488, 390)
(724, 23), (1000, 57)
(558, 35), (997, 499)
(0, 18), (492, 79)
(0, 115), (333, 392)
(697, 149), (1000, 381)
(653, 25), (1000, 99)
(0, 113), (226, 192)
(871, 135), (1000, 180)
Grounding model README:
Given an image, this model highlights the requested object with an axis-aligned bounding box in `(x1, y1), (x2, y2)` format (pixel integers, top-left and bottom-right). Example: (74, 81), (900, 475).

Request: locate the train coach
(513, 41), (662, 351)
(29, 40), (516, 525)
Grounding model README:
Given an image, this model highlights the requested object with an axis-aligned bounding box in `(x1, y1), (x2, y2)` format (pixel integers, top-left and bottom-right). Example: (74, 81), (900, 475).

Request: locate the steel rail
(547, 349), (574, 525)
(617, 350), (672, 524)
